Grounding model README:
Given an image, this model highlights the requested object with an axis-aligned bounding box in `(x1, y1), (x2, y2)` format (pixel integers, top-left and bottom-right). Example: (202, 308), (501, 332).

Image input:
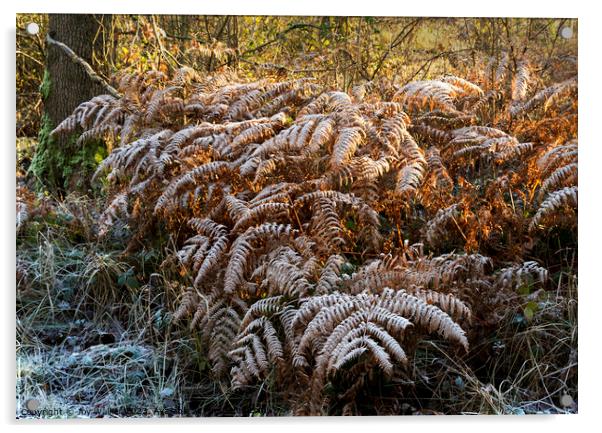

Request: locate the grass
(15, 193), (578, 417)
(405, 264), (577, 415)
(17, 201), (187, 418)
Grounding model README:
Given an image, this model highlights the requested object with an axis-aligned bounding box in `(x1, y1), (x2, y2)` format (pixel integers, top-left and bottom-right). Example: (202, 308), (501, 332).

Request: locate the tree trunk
(30, 14), (111, 193)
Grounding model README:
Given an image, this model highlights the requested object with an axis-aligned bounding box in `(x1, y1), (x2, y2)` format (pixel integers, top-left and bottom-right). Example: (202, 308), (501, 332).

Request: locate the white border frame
(3, 2), (599, 432)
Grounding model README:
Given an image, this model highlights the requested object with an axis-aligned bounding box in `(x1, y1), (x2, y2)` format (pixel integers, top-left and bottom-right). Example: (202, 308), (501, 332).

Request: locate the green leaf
(523, 301), (538, 321)
(345, 217), (357, 230)
(118, 268), (139, 289)
(117, 271), (128, 287)
(517, 284), (531, 296)
(126, 275), (140, 290)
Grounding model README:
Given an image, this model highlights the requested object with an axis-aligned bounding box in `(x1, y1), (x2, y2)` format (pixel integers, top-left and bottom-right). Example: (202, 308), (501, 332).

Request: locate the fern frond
(539, 162), (577, 197)
(512, 61), (530, 102)
(495, 261), (548, 290)
(530, 186), (578, 231)
(330, 127), (365, 169)
(425, 203), (462, 246)
(230, 317), (285, 387)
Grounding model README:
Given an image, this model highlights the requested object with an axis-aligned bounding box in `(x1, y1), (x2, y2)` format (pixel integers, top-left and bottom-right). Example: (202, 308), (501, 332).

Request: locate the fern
(530, 186), (578, 231)
(52, 62), (575, 413)
(292, 288), (468, 411)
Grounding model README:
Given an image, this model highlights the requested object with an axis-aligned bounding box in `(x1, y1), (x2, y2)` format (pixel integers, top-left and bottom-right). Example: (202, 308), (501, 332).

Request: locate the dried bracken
(52, 56), (576, 413)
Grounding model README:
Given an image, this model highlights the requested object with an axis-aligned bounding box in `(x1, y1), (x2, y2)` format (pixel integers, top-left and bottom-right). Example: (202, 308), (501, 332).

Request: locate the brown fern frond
(224, 223), (298, 294)
(230, 317), (285, 387)
(512, 61), (531, 102)
(511, 77), (577, 117)
(495, 142), (535, 164)
(530, 186), (578, 231)
(189, 293), (246, 376)
(315, 254), (345, 295)
(56, 63), (577, 415)
(538, 141), (578, 176)
(98, 192), (129, 237)
(309, 198), (346, 253)
(495, 261), (548, 290)
(425, 203), (463, 247)
(292, 288), (469, 409)
(426, 147), (453, 190)
(330, 127), (365, 169)
(539, 162), (577, 197)
(394, 81), (459, 112)
(155, 161), (231, 213)
(441, 75), (484, 97)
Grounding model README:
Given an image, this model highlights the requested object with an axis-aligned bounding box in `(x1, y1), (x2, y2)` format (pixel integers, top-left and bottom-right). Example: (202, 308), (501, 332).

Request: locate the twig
(17, 27), (46, 58)
(370, 18), (422, 80)
(407, 48), (473, 82)
(238, 58), (338, 74)
(150, 16), (181, 70)
(240, 23), (322, 57)
(541, 19), (568, 73)
(45, 33), (121, 98)
(16, 50), (44, 67)
(450, 215), (468, 242)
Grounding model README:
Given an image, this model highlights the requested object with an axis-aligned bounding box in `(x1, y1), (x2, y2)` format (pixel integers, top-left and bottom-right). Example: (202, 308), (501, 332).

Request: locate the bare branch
(45, 33), (121, 98)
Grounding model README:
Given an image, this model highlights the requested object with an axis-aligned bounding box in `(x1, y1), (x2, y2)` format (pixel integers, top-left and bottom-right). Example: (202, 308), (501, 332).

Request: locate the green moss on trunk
(39, 69), (51, 100)
(29, 69), (106, 193)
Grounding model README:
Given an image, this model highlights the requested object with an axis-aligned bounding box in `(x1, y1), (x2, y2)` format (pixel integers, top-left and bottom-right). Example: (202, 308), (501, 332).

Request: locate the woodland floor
(17, 251), (578, 418)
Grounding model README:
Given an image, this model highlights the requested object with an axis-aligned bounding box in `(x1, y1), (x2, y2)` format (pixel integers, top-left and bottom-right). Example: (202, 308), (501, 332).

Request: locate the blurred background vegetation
(17, 15), (577, 138)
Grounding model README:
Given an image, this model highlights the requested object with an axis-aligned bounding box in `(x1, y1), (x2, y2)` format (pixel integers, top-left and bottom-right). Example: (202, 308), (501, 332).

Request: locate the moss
(29, 113), (60, 190)
(39, 69), (51, 101)
(29, 113), (106, 193)
(62, 139), (107, 191)
(30, 68), (107, 193)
